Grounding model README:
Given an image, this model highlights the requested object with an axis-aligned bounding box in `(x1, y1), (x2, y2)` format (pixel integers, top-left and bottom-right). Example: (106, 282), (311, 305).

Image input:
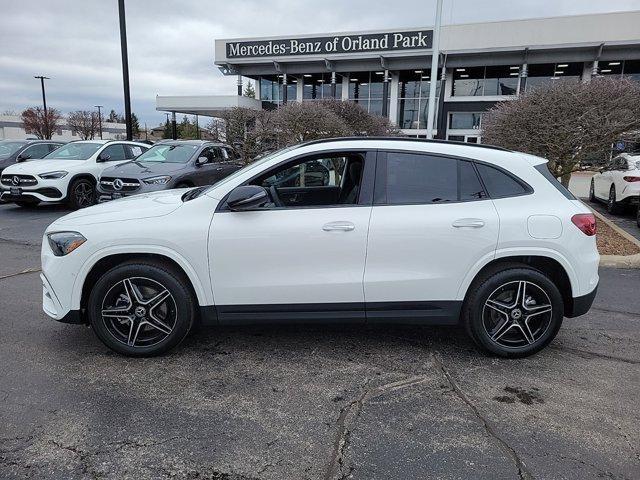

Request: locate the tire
(87, 260), (196, 356)
(462, 264), (564, 358)
(607, 185), (622, 215)
(67, 178), (96, 210)
(588, 179), (596, 203)
(15, 200), (40, 208)
(636, 207), (640, 228)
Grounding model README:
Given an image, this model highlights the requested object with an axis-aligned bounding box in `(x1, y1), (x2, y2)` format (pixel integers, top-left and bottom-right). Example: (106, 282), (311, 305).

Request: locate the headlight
(143, 175), (171, 185)
(47, 232), (86, 256)
(39, 171), (68, 179)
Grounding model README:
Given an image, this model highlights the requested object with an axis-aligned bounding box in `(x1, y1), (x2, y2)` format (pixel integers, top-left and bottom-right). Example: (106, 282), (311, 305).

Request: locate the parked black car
(97, 140), (242, 202)
(0, 139), (65, 174)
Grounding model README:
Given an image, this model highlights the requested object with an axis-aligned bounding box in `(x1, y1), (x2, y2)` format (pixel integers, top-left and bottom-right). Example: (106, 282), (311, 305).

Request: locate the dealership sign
(226, 30), (433, 59)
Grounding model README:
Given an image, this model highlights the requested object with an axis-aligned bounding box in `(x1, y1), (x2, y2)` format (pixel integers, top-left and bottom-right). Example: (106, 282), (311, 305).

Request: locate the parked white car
(589, 153), (640, 214)
(41, 138), (599, 358)
(0, 140), (149, 209)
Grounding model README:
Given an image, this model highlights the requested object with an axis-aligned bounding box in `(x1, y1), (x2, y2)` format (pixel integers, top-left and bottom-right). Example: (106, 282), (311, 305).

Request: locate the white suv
(41, 138), (599, 358)
(1, 140), (149, 209)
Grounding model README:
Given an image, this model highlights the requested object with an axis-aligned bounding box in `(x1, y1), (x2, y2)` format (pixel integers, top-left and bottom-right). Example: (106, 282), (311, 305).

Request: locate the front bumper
(565, 283), (598, 318)
(0, 184), (64, 203)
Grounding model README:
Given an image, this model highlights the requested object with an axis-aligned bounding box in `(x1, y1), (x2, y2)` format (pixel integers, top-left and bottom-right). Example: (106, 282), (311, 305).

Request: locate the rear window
(534, 163), (576, 200)
(476, 163), (530, 198)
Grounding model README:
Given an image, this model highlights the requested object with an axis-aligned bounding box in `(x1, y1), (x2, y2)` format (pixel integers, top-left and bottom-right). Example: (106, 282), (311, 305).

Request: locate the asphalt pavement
(0, 202), (639, 480)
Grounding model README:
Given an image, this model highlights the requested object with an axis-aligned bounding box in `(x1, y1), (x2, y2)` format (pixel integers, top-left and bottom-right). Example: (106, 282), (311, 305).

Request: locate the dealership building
(156, 11), (640, 142)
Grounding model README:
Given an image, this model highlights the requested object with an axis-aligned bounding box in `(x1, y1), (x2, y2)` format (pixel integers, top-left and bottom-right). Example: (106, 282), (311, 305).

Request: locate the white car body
(591, 153), (640, 207)
(41, 138), (599, 329)
(0, 140), (149, 205)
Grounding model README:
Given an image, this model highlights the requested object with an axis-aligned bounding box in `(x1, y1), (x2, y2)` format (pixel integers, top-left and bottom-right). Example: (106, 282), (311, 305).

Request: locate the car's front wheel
(463, 265), (564, 358)
(88, 260), (196, 356)
(67, 178), (96, 210)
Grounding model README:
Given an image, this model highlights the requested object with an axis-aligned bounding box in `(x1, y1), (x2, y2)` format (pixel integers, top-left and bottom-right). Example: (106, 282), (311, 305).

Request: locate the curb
(585, 203), (640, 269)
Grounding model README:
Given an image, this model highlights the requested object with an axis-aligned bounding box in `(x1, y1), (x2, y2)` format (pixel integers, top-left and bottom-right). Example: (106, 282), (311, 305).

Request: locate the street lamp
(118, 0), (133, 140)
(34, 75), (50, 137)
(94, 105), (103, 139)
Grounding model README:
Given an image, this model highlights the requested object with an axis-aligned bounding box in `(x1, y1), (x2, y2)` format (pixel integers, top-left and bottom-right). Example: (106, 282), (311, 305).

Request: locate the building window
(260, 75), (297, 104)
(525, 62), (582, 91)
(397, 69), (439, 129)
(599, 59), (640, 81)
(452, 65), (519, 96)
(302, 73), (342, 100)
(449, 112), (482, 130)
(348, 72), (387, 116)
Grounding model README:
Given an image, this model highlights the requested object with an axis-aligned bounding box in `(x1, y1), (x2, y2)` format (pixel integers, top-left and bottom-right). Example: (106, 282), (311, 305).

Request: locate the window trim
(216, 148), (377, 212)
(373, 149), (532, 206)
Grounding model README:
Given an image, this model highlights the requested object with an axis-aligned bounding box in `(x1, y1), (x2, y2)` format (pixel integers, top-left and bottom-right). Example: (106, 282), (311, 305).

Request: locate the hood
(50, 189), (186, 227)
(102, 160), (188, 178)
(1, 159), (86, 175)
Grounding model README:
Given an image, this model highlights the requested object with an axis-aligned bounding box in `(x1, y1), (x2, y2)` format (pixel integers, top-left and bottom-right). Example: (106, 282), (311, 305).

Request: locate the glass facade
(348, 71), (387, 115)
(260, 75), (297, 103)
(525, 62), (582, 90)
(302, 73), (342, 100)
(598, 59), (640, 81)
(452, 65), (519, 96)
(397, 70), (439, 130)
(449, 112), (482, 130)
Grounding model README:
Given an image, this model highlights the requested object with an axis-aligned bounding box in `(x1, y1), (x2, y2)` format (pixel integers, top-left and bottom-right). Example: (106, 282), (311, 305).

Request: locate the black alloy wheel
(68, 178), (95, 209)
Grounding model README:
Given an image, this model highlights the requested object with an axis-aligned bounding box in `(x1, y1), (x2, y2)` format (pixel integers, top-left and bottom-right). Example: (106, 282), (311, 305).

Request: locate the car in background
(41, 138), (599, 358)
(96, 140), (242, 202)
(0, 139), (65, 174)
(0, 140), (149, 209)
(589, 153), (640, 214)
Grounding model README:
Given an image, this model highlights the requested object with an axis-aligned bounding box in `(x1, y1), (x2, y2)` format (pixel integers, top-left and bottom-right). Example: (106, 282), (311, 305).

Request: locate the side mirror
(227, 185), (269, 211)
(97, 153), (110, 162)
(16, 154), (30, 162)
(196, 156), (208, 166)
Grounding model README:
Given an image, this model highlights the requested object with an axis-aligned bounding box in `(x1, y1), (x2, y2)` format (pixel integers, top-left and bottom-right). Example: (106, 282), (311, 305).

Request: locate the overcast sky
(2, 0), (640, 127)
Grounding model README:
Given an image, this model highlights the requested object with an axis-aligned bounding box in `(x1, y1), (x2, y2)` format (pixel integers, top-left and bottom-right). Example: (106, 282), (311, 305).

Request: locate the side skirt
(199, 301), (462, 326)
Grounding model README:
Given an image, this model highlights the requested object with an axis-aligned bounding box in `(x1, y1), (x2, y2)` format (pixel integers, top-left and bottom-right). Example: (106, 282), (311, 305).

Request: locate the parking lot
(1, 202), (639, 480)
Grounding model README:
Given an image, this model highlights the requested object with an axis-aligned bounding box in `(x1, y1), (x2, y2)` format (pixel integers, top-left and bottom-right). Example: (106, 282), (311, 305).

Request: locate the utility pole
(118, 0), (133, 140)
(94, 105), (103, 139)
(426, 0), (443, 139)
(34, 75), (50, 138)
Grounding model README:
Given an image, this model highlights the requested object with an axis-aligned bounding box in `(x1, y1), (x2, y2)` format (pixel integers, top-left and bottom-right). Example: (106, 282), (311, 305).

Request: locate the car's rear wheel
(463, 265), (564, 358)
(588, 179), (596, 202)
(607, 185), (622, 214)
(88, 260), (196, 356)
(67, 178), (95, 210)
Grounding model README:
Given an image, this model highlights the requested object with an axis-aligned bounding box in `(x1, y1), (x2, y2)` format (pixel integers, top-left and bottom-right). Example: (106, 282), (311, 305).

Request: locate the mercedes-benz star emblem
(113, 179), (124, 191)
(12, 176), (20, 186)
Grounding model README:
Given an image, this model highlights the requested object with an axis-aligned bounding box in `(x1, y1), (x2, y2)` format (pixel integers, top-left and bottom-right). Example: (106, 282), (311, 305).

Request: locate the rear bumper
(565, 284), (598, 318)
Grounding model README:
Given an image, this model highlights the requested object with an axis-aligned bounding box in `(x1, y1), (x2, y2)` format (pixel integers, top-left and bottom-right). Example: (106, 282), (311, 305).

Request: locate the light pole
(118, 0), (133, 140)
(34, 75), (50, 138)
(426, 0), (443, 139)
(94, 105), (103, 139)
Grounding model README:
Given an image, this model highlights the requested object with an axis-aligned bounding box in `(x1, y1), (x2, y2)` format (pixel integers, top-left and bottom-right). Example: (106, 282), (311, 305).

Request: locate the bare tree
(482, 77), (640, 186)
(212, 100), (397, 163)
(68, 110), (100, 140)
(21, 107), (63, 139)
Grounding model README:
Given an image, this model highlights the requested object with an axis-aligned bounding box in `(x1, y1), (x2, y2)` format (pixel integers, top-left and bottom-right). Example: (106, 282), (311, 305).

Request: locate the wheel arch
(74, 247), (210, 316)
(458, 253), (576, 316)
(66, 173), (97, 196)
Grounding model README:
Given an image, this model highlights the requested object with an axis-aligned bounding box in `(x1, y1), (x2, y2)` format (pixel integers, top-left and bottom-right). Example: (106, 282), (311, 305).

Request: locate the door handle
(323, 221), (355, 232)
(452, 218), (485, 228)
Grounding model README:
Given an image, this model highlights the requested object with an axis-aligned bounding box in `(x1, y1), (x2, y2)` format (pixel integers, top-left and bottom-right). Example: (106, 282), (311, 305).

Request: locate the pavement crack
(324, 375), (431, 480)
(550, 345), (640, 365)
(0, 267), (41, 281)
(590, 306), (640, 319)
(432, 353), (534, 480)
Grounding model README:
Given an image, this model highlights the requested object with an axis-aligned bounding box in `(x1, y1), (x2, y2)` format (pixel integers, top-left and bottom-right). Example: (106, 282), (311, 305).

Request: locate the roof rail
(300, 136), (512, 152)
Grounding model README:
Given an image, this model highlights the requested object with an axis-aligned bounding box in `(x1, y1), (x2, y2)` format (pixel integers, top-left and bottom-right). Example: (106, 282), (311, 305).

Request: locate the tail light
(571, 214), (597, 236)
(623, 176), (640, 182)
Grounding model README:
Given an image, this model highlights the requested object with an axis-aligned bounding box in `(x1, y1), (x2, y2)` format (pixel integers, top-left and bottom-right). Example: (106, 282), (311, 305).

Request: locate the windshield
(45, 143), (102, 160)
(0, 142), (26, 158)
(204, 145), (300, 194)
(134, 144), (198, 163)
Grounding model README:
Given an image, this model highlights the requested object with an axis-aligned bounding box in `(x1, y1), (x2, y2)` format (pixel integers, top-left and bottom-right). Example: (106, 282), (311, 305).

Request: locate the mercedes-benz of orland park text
(41, 139), (599, 358)
(156, 11), (640, 142)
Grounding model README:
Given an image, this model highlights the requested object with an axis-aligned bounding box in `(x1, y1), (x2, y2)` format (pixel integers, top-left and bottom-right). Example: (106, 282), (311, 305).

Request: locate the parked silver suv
(97, 140), (242, 202)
